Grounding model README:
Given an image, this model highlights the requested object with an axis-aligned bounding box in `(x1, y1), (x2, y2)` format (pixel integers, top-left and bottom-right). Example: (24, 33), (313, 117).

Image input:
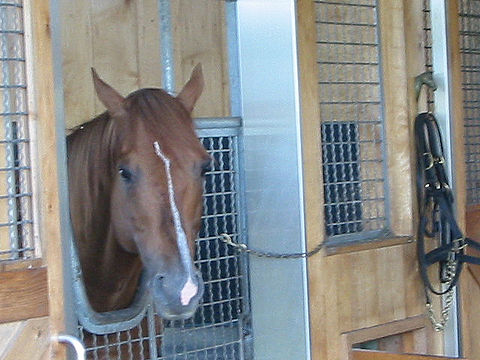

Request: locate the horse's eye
(118, 167), (134, 183)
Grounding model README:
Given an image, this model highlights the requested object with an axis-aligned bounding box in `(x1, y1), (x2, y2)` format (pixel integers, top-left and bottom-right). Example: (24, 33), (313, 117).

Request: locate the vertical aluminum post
(237, 1), (311, 358)
(430, 0), (460, 356)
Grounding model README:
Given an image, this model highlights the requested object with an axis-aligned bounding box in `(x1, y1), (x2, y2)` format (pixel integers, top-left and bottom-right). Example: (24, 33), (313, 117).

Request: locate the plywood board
(0, 317), (49, 360)
(171, 0), (230, 118)
(60, 0), (229, 129)
(352, 349), (468, 360)
(0, 267), (48, 323)
(299, 0), (444, 358)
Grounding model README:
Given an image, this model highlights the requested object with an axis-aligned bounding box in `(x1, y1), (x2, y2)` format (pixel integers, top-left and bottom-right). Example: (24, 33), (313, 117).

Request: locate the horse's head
(92, 65), (209, 320)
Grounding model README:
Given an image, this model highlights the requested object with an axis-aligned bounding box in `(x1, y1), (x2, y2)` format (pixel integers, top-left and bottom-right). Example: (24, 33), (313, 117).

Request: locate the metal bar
(375, 0), (392, 237)
(0, 3), (22, 8)
(226, 1), (242, 117)
(194, 116), (242, 129)
(430, 0), (459, 355)
(158, 0), (175, 94)
(146, 305), (158, 360)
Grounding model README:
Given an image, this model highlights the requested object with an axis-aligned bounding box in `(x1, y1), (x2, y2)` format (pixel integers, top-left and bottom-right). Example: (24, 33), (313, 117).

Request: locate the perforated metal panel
(79, 119), (250, 360)
(459, 0), (480, 206)
(0, 0), (37, 261)
(314, 0), (388, 242)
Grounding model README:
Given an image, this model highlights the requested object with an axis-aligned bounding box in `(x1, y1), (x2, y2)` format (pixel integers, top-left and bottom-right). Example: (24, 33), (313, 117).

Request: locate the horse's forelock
(122, 89), (197, 158)
(127, 89), (190, 131)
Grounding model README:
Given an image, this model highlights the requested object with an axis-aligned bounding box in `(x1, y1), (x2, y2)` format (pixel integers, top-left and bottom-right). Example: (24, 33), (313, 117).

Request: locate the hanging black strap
(415, 112), (480, 296)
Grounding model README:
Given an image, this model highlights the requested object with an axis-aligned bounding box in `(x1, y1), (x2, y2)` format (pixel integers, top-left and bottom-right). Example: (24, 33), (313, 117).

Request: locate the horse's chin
(152, 283), (204, 321)
(154, 299), (201, 321)
(157, 308), (198, 321)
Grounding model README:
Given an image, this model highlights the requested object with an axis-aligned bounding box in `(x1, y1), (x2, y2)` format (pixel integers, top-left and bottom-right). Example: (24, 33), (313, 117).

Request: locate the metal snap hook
(415, 71), (437, 102)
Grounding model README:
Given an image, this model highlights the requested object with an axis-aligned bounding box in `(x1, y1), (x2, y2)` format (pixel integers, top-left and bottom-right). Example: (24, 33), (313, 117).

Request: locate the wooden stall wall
(460, 0), (480, 354)
(0, 0), (71, 358)
(60, 0), (230, 130)
(0, 317), (50, 359)
(298, 0), (452, 358)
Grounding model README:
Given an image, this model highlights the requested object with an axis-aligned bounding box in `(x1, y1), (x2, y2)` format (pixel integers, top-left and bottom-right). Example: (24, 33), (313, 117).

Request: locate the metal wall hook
(415, 71), (437, 102)
(52, 334), (86, 360)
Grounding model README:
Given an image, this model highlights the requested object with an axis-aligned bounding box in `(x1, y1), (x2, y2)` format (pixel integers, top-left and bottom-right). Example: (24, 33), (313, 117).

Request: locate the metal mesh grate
(314, 0), (388, 240)
(0, 0), (36, 261)
(79, 121), (250, 359)
(459, 0), (480, 206)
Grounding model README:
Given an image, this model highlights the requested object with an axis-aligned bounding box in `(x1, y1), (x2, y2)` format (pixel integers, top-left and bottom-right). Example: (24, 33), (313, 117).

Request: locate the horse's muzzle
(152, 270), (204, 320)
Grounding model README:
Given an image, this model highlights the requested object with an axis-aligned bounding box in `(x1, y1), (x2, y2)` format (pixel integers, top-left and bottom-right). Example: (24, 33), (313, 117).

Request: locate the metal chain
(219, 233), (324, 259)
(425, 257), (457, 332)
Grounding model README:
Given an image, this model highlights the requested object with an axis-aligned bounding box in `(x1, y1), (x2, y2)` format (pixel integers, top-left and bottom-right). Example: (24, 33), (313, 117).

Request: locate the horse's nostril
(153, 274), (165, 287)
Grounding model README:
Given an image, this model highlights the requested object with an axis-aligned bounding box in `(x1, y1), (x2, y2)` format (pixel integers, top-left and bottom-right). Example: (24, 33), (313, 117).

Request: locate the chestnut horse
(67, 65), (208, 323)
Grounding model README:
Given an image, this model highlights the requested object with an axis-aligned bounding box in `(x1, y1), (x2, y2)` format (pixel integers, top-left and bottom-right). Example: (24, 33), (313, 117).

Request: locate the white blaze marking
(180, 277), (198, 306)
(154, 141), (198, 305)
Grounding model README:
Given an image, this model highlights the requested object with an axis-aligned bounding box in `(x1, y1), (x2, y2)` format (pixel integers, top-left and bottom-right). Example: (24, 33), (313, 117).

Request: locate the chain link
(219, 233), (324, 259)
(221, 233), (455, 329)
(425, 258), (457, 332)
(221, 230), (457, 329)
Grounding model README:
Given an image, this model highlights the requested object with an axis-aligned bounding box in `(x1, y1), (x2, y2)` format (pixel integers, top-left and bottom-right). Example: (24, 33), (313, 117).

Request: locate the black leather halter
(415, 112), (480, 296)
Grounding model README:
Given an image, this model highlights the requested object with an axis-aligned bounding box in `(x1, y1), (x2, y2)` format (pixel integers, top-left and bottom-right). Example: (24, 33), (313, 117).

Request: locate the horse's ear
(91, 68), (126, 117)
(177, 64), (204, 113)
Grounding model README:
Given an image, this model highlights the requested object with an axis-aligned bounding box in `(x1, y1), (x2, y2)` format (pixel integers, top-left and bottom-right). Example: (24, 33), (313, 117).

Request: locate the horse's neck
(87, 229), (143, 312)
(76, 194), (143, 312)
(68, 120), (143, 312)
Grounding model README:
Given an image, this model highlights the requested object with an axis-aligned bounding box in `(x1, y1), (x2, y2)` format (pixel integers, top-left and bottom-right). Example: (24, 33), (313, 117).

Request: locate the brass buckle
(436, 156), (445, 164)
(423, 152), (434, 170)
(453, 237), (468, 253)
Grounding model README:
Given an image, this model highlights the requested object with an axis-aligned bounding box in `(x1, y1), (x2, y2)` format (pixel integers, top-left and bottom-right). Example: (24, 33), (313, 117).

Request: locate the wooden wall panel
(0, 267), (48, 323)
(171, 0), (230, 118)
(31, 0), (70, 357)
(136, 1), (163, 88)
(464, 205), (480, 359)
(461, 267), (480, 360)
(352, 349), (468, 360)
(379, 0), (413, 236)
(90, 1), (141, 114)
(0, 317), (49, 360)
(60, 0), (228, 129)
(61, 0), (163, 129)
(60, 0), (95, 129)
(299, 0), (444, 358)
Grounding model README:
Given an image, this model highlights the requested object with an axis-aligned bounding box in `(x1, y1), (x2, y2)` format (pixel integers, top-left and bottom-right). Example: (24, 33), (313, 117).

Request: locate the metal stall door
(64, 1), (253, 359)
(74, 119), (250, 360)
